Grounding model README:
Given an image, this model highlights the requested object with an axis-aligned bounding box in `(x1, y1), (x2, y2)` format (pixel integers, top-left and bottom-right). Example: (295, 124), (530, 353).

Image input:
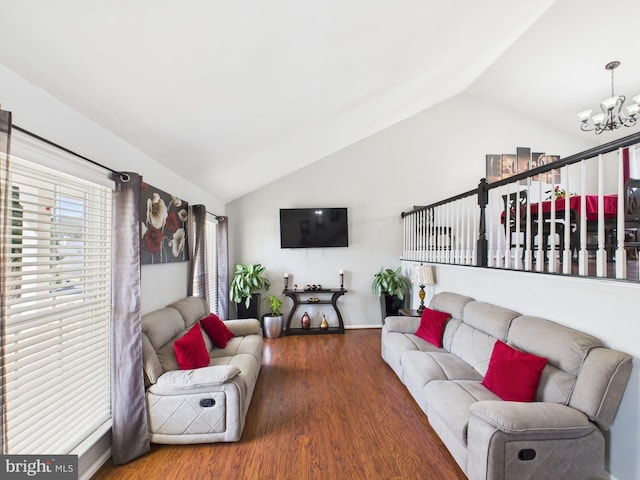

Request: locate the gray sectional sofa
(141, 296), (263, 444)
(381, 291), (632, 480)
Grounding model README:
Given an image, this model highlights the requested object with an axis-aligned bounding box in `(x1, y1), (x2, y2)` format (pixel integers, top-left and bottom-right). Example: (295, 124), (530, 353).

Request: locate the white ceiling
(1, 0), (639, 202)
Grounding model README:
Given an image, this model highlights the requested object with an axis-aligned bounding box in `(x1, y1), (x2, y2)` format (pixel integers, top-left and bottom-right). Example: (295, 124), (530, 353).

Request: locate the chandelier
(577, 61), (640, 134)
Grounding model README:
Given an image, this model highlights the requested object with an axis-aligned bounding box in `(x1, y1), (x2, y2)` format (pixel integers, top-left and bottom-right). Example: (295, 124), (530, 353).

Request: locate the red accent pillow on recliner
(200, 313), (234, 348)
(482, 340), (547, 402)
(414, 307), (451, 348)
(173, 324), (210, 370)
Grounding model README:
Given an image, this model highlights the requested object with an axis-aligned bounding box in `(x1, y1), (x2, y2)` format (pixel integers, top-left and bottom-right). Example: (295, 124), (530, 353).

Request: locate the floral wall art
(140, 182), (189, 264)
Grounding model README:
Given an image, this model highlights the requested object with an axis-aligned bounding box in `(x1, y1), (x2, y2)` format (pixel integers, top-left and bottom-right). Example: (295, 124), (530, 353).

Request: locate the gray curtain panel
(216, 216), (229, 319)
(0, 107), (12, 453)
(187, 204), (208, 303)
(111, 172), (150, 464)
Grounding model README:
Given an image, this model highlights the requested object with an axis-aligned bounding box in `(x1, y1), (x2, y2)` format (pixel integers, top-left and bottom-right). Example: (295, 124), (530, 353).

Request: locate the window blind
(1, 147), (112, 454)
(205, 216), (219, 314)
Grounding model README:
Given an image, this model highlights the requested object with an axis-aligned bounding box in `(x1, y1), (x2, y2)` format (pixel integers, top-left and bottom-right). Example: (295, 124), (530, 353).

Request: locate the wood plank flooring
(93, 330), (466, 480)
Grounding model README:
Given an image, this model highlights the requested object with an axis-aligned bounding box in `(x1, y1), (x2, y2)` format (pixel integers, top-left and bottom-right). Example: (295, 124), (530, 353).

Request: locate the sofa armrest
(225, 318), (262, 336)
(383, 316), (420, 334)
(467, 401), (605, 480)
(470, 400), (592, 435)
(148, 365), (241, 395)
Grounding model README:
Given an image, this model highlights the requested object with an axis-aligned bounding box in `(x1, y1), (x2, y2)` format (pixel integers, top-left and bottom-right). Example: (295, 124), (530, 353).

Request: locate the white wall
(412, 264), (639, 480)
(226, 91), (638, 479)
(226, 91), (591, 325)
(0, 64), (225, 314)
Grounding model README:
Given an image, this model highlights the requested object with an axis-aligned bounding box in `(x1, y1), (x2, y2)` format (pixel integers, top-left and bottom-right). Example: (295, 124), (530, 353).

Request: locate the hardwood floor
(93, 330), (466, 480)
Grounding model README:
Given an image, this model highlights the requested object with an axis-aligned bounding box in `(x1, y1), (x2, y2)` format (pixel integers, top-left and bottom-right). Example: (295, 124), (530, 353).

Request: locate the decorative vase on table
(320, 314), (329, 330)
(301, 312), (311, 330)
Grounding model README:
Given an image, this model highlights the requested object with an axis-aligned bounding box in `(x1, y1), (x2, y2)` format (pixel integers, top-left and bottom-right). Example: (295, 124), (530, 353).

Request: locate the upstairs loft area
(401, 132), (640, 282)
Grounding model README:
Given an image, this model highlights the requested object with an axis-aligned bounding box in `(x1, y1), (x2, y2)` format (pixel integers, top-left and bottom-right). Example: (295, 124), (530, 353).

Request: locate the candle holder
(339, 271), (344, 289)
(284, 273), (289, 290)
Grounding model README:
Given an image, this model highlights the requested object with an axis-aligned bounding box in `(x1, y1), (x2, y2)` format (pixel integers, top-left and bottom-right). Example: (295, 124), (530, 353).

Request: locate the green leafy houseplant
(264, 294), (282, 316)
(230, 262), (271, 308)
(371, 267), (410, 300)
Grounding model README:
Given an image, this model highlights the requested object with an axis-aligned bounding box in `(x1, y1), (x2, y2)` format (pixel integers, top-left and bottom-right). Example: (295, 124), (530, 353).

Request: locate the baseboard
(80, 448), (111, 480)
(345, 324), (382, 330)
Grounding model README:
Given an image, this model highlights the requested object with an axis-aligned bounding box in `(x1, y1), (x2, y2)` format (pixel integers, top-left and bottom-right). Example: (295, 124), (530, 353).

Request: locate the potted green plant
(262, 294), (284, 338)
(230, 262), (271, 319)
(371, 267), (410, 323)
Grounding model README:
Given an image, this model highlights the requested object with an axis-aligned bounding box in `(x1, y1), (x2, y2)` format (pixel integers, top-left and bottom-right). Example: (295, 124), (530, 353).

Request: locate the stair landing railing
(401, 132), (640, 281)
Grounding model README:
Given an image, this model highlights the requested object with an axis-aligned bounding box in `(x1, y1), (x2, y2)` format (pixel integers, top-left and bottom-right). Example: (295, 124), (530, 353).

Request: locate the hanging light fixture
(577, 61), (640, 134)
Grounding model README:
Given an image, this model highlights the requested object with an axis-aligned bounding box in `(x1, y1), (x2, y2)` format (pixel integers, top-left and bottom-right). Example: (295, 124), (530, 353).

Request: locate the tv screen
(280, 208), (349, 248)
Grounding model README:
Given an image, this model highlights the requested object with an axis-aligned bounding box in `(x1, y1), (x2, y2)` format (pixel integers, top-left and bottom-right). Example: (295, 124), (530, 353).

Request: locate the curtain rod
(13, 123), (223, 217)
(12, 124), (130, 182)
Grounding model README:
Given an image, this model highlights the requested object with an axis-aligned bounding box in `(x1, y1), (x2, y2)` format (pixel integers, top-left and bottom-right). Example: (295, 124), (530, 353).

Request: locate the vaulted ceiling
(1, 0), (639, 202)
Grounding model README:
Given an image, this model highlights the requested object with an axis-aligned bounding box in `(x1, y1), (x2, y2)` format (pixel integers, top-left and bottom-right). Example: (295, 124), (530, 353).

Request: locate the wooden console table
(283, 288), (346, 335)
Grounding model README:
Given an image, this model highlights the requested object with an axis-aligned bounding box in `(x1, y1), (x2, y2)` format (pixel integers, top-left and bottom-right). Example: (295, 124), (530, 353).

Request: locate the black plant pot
(380, 293), (406, 324)
(236, 293), (260, 319)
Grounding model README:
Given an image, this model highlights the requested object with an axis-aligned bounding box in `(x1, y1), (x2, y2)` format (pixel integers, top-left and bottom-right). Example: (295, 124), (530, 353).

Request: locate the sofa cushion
(481, 340), (547, 402)
(424, 380), (499, 447)
(415, 307), (451, 347)
(448, 301), (519, 377)
(142, 307), (186, 350)
(462, 301), (519, 339)
(507, 315), (602, 405)
(169, 296), (209, 329)
(173, 324), (211, 370)
(448, 324), (497, 376)
(142, 333), (164, 385)
(402, 350), (483, 406)
(430, 292), (474, 320)
(201, 313), (234, 348)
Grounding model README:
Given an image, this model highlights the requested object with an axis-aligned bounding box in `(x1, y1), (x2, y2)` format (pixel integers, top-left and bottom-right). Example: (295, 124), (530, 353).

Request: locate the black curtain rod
(12, 124), (130, 181)
(207, 211), (226, 222)
(13, 123), (224, 217)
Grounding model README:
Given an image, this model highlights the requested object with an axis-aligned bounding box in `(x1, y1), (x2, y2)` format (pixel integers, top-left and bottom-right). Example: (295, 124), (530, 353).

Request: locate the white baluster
(503, 185), (511, 269)
(616, 148), (627, 279)
(596, 154), (607, 276)
(563, 165), (572, 274)
(536, 179), (545, 269)
(579, 160), (588, 275)
(548, 181), (558, 273)
(487, 188), (494, 267)
(524, 179), (533, 270)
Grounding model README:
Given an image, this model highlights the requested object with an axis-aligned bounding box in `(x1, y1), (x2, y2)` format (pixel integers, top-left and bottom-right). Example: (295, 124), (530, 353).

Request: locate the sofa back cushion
(449, 301), (519, 376)
(507, 315), (602, 405)
(430, 292), (474, 351)
(141, 297), (210, 383)
(142, 307), (186, 351)
(169, 296), (209, 329)
(430, 292), (474, 320)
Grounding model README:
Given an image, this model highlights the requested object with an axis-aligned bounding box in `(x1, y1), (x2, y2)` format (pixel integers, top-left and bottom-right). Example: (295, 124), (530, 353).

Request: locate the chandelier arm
(578, 61), (635, 135)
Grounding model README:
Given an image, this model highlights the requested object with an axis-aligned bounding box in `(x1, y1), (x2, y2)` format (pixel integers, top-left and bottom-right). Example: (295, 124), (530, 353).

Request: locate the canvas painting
(140, 182), (189, 264)
(486, 154), (502, 183)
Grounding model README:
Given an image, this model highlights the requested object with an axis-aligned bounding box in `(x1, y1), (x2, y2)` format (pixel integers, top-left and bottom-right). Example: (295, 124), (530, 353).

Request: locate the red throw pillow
(414, 307), (451, 348)
(482, 340), (547, 402)
(200, 313), (234, 348)
(173, 324), (210, 370)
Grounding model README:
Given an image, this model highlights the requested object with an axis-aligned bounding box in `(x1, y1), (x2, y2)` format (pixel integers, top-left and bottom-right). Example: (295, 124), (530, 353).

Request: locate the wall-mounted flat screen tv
(280, 208), (349, 248)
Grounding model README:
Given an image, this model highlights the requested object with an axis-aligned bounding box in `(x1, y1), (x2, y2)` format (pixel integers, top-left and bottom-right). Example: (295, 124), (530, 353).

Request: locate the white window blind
(1, 144), (112, 454)
(205, 216), (219, 314)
